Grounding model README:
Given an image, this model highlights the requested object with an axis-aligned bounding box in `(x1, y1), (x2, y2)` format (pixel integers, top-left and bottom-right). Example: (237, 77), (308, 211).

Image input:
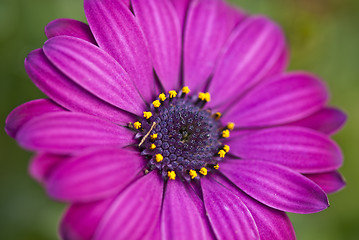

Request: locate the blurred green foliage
(1, 0), (358, 239)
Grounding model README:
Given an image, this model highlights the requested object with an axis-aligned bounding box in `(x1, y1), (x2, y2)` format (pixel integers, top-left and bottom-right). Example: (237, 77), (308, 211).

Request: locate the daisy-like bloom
(5, 0), (347, 239)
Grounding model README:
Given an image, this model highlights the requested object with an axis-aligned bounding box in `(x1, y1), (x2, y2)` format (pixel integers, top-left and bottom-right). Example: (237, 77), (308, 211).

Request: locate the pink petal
(45, 18), (97, 44)
(162, 180), (214, 240)
(16, 112), (134, 154)
(201, 177), (260, 239)
(84, 0), (154, 102)
(46, 148), (145, 202)
(43, 36), (145, 116)
(94, 171), (163, 240)
(288, 107), (347, 135)
(228, 126), (343, 173)
(29, 153), (67, 183)
(60, 198), (114, 240)
(208, 16), (287, 109)
(183, 0), (245, 91)
(305, 171), (346, 194)
(5, 99), (65, 138)
(223, 72), (329, 127)
(169, 0), (191, 28)
(25, 49), (134, 124)
(132, 0), (181, 91)
(221, 159), (329, 214)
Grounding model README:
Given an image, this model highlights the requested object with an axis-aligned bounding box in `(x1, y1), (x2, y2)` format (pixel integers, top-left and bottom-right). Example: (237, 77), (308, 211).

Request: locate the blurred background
(0, 0), (358, 239)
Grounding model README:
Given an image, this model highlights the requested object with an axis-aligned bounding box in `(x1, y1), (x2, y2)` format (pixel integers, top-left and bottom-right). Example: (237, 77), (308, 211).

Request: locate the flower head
(5, 0), (346, 239)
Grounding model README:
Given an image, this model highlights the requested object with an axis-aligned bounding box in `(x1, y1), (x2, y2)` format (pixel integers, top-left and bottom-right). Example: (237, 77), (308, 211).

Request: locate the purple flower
(5, 0), (346, 239)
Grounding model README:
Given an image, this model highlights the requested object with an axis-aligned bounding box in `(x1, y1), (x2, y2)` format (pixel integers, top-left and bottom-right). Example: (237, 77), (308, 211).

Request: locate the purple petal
(84, 0), (154, 101)
(94, 171), (163, 240)
(60, 198), (113, 240)
(228, 126), (343, 173)
(46, 148), (145, 202)
(29, 153), (67, 183)
(16, 112), (134, 154)
(183, 0), (245, 91)
(212, 174), (296, 240)
(132, 0), (181, 91)
(25, 49), (134, 124)
(201, 177), (259, 239)
(169, 0), (191, 28)
(305, 171), (346, 194)
(221, 159), (329, 214)
(162, 180), (214, 240)
(43, 36), (145, 116)
(288, 107), (347, 135)
(208, 16), (287, 109)
(5, 99), (65, 138)
(45, 18), (97, 44)
(223, 72), (329, 127)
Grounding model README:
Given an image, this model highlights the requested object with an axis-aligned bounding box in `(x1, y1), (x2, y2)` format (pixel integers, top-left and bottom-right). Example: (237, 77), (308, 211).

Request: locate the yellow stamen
(198, 92), (206, 101)
(182, 86), (190, 94)
(150, 144), (156, 150)
(168, 171), (176, 180)
(159, 93), (166, 101)
(214, 164), (219, 170)
(189, 169), (197, 179)
(155, 154), (163, 163)
(223, 145), (230, 153)
(150, 133), (158, 140)
(227, 122), (235, 130)
(204, 92), (211, 102)
(169, 90), (177, 98)
(143, 112), (152, 119)
(222, 129), (230, 138)
(215, 112), (222, 120)
(152, 100), (161, 108)
(133, 121), (141, 129)
(199, 167), (208, 176)
(218, 150), (226, 158)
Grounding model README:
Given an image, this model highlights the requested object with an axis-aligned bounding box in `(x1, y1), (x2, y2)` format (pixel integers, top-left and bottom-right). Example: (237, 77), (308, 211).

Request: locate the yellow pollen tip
(155, 154), (163, 163)
(133, 121), (141, 129)
(152, 100), (161, 108)
(214, 164), (219, 170)
(189, 169), (197, 179)
(198, 92), (206, 101)
(182, 86), (190, 94)
(227, 122), (235, 130)
(150, 133), (158, 140)
(143, 112), (152, 119)
(223, 145), (230, 153)
(218, 150), (226, 158)
(222, 129), (230, 138)
(168, 171), (176, 180)
(199, 167), (208, 176)
(204, 92), (211, 102)
(215, 112), (222, 120)
(150, 144), (156, 150)
(159, 93), (166, 101)
(169, 90), (177, 98)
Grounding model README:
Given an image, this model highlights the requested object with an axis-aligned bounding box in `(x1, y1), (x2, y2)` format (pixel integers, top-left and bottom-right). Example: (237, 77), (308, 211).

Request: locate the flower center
(129, 87), (234, 181)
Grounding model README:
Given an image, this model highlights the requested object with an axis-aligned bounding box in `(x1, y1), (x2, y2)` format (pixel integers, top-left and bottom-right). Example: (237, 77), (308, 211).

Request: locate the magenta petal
(289, 107), (347, 135)
(169, 0), (191, 28)
(94, 171), (163, 240)
(29, 153), (67, 183)
(208, 16), (286, 108)
(43, 36), (145, 116)
(161, 180), (213, 240)
(201, 177), (260, 239)
(183, 0), (244, 91)
(305, 171), (346, 194)
(60, 198), (113, 240)
(228, 126), (343, 173)
(221, 159), (329, 214)
(45, 18), (97, 44)
(25, 49), (134, 124)
(16, 112), (134, 154)
(223, 72), (329, 127)
(5, 99), (65, 138)
(84, 0), (154, 101)
(46, 148), (145, 202)
(132, 0), (181, 91)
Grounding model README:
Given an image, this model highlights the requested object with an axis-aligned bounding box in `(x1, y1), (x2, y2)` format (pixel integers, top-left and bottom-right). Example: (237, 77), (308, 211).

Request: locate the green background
(0, 0), (358, 239)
